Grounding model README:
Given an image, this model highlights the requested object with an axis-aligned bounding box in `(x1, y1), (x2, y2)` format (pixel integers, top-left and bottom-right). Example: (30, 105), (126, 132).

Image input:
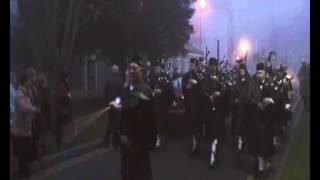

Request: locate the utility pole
(217, 40), (220, 61)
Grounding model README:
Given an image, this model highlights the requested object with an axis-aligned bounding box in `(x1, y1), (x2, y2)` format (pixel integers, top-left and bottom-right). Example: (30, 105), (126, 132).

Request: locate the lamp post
(198, 0), (207, 50)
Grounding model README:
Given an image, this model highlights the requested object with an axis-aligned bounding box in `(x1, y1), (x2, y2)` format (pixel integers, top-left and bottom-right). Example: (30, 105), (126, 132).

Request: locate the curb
(12, 107), (109, 177)
(11, 138), (105, 177)
(30, 138), (105, 174)
(27, 106), (111, 175)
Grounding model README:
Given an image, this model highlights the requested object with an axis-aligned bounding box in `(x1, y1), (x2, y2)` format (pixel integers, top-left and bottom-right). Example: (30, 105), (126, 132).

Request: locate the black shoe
(154, 144), (161, 152)
(209, 162), (216, 170)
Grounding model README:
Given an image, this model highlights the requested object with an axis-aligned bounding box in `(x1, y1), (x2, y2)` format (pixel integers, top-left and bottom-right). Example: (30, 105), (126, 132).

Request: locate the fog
(190, 0), (310, 71)
(10, 0), (310, 72)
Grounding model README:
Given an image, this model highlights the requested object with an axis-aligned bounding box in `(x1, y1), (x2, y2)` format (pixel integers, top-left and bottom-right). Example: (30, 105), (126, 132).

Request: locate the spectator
(12, 71), (40, 179)
(10, 72), (16, 129)
(298, 61), (310, 110)
(37, 73), (52, 155)
(26, 67), (43, 159)
(38, 73), (52, 131)
(56, 72), (75, 150)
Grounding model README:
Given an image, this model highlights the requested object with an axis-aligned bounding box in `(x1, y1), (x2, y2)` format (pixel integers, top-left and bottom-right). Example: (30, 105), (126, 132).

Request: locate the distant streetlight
(197, 0), (207, 50)
(238, 38), (251, 57)
(198, 0), (207, 11)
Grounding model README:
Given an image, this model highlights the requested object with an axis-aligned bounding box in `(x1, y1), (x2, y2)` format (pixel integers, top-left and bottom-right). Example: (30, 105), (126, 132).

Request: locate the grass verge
(280, 110), (310, 180)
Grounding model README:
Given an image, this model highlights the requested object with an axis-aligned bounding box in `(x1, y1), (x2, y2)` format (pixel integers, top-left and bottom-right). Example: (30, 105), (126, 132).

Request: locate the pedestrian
(10, 72), (16, 179)
(26, 67), (43, 160)
(144, 61), (152, 84)
(10, 72), (16, 129)
(37, 73), (53, 154)
(112, 56), (157, 180)
(298, 61), (310, 110)
(56, 71), (74, 149)
(12, 71), (40, 179)
(182, 58), (203, 154)
(104, 65), (123, 148)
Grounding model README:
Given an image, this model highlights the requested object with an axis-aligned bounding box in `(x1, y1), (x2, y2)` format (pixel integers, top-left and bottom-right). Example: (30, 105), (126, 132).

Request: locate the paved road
(34, 135), (255, 180)
(32, 98), (302, 180)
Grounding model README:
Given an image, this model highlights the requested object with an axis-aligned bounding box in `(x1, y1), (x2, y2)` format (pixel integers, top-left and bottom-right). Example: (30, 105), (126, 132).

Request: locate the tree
(13, 0), (95, 81)
(12, 0), (195, 78)
(75, 0), (195, 71)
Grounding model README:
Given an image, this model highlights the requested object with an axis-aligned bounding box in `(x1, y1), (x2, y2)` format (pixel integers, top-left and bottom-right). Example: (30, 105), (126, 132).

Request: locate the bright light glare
(115, 97), (121, 104)
(238, 39), (251, 55)
(198, 0), (207, 10)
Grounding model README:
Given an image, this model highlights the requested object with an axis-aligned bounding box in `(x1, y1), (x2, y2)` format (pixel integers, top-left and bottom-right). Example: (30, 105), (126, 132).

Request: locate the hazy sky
(10, 0), (310, 70)
(190, 0), (310, 68)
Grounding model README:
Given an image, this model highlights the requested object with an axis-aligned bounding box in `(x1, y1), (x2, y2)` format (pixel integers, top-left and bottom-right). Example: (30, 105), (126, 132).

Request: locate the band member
(112, 57), (157, 180)
(197, 59), (208, 139)
(202, 57), (225, 168)
(182, 58), (203, 154)
(234, 63), (251, 152)
(144, 61), (152, 84)
(273, 65), (293, 144)
(247, 63), (277, 179)
(150, 61), (175, 150)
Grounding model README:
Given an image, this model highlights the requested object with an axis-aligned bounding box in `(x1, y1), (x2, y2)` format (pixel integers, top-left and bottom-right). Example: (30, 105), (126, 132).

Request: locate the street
(31, 96), (302, 180)
(34, 136), (255, 180)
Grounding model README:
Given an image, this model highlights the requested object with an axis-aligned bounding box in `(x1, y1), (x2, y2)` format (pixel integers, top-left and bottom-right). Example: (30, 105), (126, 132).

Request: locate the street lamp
(198, 0), (207, 11)
(197, 0), (207, 50)
(238, 38), (251, 58)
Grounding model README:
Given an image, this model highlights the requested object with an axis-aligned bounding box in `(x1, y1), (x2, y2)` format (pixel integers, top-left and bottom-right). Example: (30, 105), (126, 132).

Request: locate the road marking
(32, 147), (112, 179)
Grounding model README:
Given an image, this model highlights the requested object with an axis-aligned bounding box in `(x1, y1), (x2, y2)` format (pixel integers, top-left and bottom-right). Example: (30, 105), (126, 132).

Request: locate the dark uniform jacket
(235, 73), (252, 118)
(202, 71), (224, 110)
(247, 76), (276, 157)
(150, 73), (175, 109)
(118, 81), (157, 151)
(182, 70), (202, 111)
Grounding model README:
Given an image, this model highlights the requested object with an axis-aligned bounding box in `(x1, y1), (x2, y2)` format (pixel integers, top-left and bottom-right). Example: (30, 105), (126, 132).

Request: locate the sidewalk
(11, 106), (110, 178)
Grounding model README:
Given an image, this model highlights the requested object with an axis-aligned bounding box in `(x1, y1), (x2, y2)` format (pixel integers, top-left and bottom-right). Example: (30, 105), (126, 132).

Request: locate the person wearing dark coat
(298, 61), (310, 110)
(55, 72), (73, 149)
(112, 57), (157, 180)
(26, 68), (43, 160)
(104, 65), (123, 147)
(36, 73), (53, 155)
(247, 63), (277, 179)
(234, 63), (251, 152)
(143, 61), (152, 85)
(37, 73), (52, 131)
(272, 66), (293, 145)
(201, 57), (225, 168)
(182, 58), (203, 154)
(149, 61), (175, 150)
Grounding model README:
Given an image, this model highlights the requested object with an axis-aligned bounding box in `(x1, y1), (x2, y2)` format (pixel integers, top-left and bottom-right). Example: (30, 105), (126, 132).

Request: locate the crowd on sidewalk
(10, 68), (75, 179)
